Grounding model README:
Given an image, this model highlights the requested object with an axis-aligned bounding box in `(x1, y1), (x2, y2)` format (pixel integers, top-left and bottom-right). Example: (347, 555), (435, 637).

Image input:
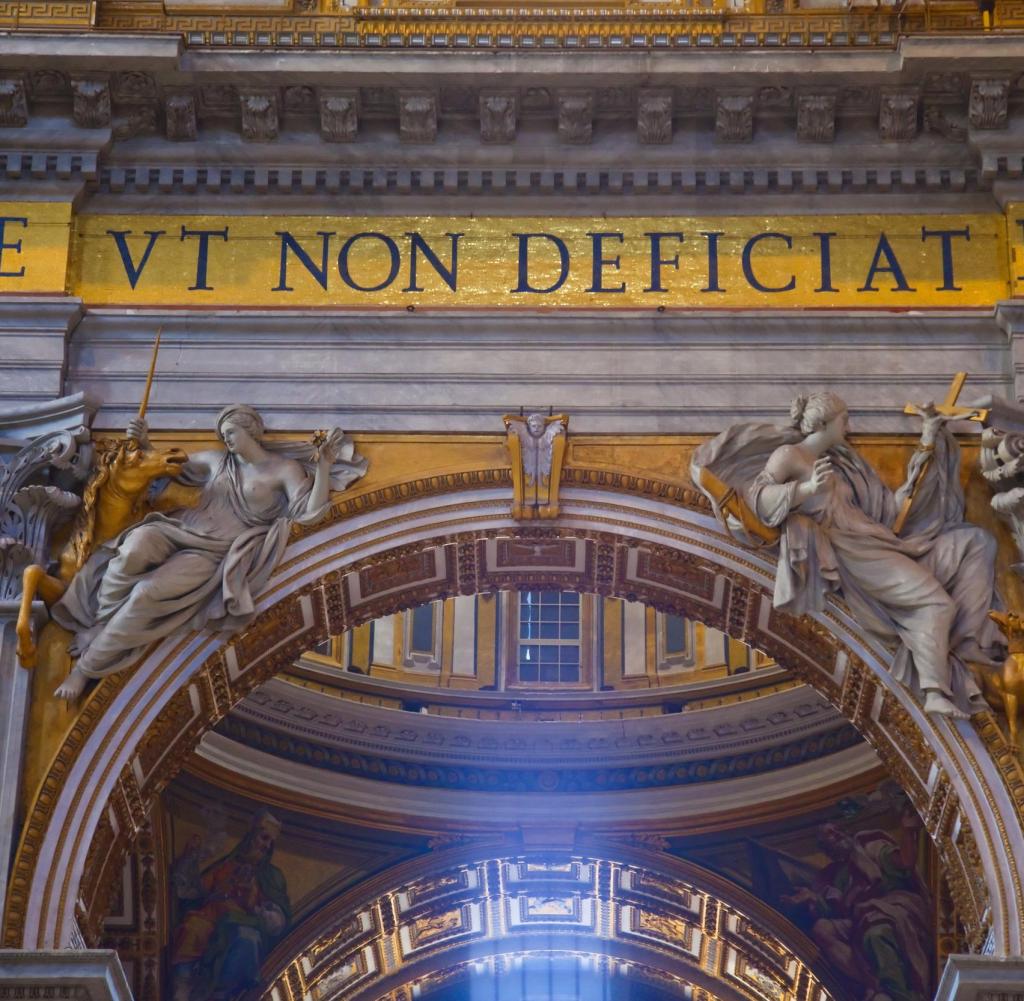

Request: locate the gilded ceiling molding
(301, 463), (707, 545)
(3, 487), (1024, 960)
(82, 4), (996, 50)
(257, 842), (843, 1001)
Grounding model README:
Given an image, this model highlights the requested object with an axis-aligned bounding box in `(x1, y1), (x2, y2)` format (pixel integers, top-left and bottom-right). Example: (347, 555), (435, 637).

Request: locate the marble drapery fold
(692, 420), (1001, 711)
(52, 420), (366, 681)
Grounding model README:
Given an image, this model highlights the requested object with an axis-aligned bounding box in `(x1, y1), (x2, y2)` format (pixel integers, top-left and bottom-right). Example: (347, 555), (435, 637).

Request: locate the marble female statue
(692, 392), (1001, 718)
(51, 405), (367, 700)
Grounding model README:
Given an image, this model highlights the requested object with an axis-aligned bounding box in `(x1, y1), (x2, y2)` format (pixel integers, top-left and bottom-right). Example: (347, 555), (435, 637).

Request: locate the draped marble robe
(53, 435), (366, 679)
(692, 423), (1001, 708)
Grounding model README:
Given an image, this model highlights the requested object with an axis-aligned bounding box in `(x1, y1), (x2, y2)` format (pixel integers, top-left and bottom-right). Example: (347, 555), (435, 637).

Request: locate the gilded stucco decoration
(15, 435), (190, 669)
(503, 412), (569, 520)
(4, 436), (1024, 967)
(47, 2), (1018, 51)
(260, 847), (838, 1001)
(0, 532), (1010, 955)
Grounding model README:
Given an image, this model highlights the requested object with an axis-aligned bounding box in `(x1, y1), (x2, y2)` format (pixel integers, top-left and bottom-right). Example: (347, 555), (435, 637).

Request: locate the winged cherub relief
(503, 412), (569, 520)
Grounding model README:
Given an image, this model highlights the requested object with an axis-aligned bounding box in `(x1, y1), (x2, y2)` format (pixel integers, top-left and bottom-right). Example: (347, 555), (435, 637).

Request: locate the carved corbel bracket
(479, 90), (517, 145)
(637, 89), (673, 146)
(715, 91), (754, 143)
(164, 91), (198, 142)
(71, 77), (111, 129)
(0, 425), (90, 600)
(399, 91), (437, 144)
(503, 412), (569, 520)
(969, 77), (1011, 130)
(0, 77), (29, 129)
(557, 91), (594, 145)
(796, 90), (837, 143)
(240, 90), (280, 142)
(878, 88), (920, 142)
(320, 89), (359, 143)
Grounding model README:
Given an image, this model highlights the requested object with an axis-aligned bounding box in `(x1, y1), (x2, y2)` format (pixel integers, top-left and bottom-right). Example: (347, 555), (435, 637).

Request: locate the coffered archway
(5, 477), (1023, 960)
(256, 843), (849, 1001)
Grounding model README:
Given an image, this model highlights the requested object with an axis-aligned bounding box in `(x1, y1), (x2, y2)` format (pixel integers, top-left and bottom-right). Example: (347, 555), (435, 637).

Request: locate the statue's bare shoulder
(764, 444), (805, 484)
(276, 455), (311, 499)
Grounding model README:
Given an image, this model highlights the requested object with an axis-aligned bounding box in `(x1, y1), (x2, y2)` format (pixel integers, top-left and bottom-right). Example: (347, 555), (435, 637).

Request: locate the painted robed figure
(170, 810), (291, 1001)
(51, 404), (367, 699)
(693, 391), (1002, 718)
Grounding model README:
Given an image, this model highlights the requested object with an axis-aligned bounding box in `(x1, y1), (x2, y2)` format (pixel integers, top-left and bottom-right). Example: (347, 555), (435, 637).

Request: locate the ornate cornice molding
(220, 683), (863, 794)
(0, 950), (131, 1001)
(78, 162), (985, 198)
(0, 39), (1022, 194)
(190, 731), (886, 834)
(235, 677), (844, 763)
(211, 715), (864, 789)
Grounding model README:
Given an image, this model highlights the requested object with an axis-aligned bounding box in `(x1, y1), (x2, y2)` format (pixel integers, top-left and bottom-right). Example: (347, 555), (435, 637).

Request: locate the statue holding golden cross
(893, 371), (988, 535)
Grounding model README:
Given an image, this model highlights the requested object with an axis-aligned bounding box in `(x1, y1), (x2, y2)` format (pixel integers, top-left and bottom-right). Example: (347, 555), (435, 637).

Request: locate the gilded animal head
(114, 440), (189, 496)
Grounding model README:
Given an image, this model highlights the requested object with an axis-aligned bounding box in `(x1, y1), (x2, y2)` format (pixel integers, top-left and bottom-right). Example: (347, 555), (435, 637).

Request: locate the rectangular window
(663, 614), (688, 656)
(410, 602), (435, 654)
(517, 590), (581, 683)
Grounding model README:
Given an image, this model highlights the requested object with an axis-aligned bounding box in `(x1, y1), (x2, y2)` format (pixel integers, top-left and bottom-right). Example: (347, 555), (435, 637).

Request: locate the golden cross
(902, 371), (988, 423)
(893, 371), (986, 535)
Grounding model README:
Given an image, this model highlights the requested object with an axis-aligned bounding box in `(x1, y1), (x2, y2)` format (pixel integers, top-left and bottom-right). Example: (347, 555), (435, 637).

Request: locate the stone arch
(255, 841), (853, 1001)
(4, 480), (1024, 958)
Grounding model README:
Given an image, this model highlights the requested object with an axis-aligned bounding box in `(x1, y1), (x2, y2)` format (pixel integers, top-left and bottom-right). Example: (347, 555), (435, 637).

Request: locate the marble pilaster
(996, 301), (1024, 409)
(0, 394), (93, 914)
(935, 955), (1024, 1001)
(0, 298), (83, 408)
(0, 605), (43, 917)
(0, 950), (132, 1001)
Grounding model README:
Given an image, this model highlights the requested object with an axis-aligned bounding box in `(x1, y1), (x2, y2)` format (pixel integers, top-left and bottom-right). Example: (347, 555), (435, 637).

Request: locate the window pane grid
(517, 590), (581, 683)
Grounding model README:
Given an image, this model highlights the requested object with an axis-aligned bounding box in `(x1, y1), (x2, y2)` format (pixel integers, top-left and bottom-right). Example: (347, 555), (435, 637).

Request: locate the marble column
(935, 955), (1024, 1001)
(0, 950), (132, 1001)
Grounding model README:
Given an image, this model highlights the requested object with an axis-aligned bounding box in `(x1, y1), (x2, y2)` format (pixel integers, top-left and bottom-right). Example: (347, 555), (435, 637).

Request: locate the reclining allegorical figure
(692, 390), (1003, 719)
(47, 404), (367, 701)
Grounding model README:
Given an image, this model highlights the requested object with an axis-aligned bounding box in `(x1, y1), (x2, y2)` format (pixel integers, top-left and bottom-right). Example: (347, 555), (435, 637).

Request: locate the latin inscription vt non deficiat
(1, 208), (1021, 308)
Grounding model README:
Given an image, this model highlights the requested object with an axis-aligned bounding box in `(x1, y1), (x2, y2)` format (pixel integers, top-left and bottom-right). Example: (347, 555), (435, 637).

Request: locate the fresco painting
(169, 810), (292, 1001)
(677, 781), (936, 1001)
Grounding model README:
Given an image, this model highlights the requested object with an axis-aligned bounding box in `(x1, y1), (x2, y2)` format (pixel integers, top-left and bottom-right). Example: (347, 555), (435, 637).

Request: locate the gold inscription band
(2, 204), (1024, 309)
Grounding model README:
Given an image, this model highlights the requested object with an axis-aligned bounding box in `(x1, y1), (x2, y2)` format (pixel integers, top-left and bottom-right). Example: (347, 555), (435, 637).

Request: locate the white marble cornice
(193, 730), (881, 828)
(0, 32), (182, 64)
(0, 951), (132, 1001)
(0, 388), (92, 441)
(67, 308), (1009, 433)
(234, 676), (849, 769)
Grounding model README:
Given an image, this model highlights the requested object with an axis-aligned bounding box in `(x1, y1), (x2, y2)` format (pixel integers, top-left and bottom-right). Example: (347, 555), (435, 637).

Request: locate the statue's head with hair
(789, 392), (848, 437)
(216, 404), (266, 445)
